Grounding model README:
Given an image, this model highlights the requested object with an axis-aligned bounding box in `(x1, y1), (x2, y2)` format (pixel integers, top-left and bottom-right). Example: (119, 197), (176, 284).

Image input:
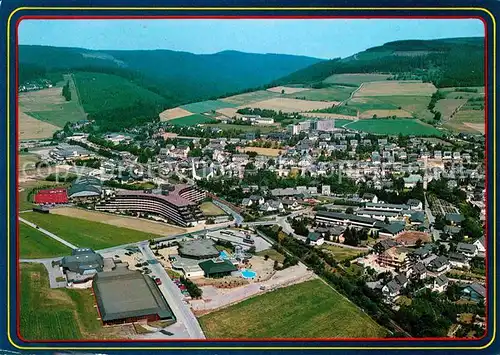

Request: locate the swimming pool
(241, 268), (257, 279)
(219, 250), (230, 259)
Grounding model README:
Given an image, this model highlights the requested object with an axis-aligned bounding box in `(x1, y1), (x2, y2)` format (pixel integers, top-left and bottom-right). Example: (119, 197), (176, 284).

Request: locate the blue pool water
(219, 250), (230, 259)
(241, 269), (257, 279)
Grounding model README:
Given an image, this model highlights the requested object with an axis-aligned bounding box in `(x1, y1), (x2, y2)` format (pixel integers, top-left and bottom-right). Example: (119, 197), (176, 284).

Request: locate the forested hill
(18, 45), (323, 102)
(274, 37), (484, 88)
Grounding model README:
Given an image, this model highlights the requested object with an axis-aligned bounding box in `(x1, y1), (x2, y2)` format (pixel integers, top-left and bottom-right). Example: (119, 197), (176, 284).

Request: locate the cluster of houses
(18, 79), (53, 92)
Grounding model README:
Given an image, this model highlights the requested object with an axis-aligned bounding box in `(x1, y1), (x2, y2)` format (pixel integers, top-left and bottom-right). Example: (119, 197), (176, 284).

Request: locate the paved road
(138, 243), (205, 339)
(19, 217), (78, 249)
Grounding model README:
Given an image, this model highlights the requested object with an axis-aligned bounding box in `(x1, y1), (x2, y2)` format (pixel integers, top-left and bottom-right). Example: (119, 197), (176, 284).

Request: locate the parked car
(155, 278), (162, 285)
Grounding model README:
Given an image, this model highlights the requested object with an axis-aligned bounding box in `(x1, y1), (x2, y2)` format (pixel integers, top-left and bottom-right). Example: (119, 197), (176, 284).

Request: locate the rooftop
(178, 239), (220, 259)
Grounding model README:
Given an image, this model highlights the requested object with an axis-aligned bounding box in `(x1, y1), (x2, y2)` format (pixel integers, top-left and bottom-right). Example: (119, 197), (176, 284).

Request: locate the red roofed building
(34, 188), (69, 205)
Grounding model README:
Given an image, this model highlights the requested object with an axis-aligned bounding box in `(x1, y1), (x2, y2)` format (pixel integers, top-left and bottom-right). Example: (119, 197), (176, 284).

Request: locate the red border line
(14, 14), (491, 344)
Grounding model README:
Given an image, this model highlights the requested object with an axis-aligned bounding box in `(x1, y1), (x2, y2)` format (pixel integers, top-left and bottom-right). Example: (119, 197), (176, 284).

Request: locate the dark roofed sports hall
(93, 266), (175, 325)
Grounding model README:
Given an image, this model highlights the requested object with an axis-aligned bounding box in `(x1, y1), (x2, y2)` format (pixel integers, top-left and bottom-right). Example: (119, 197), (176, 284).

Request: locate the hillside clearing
(323, 73), (391, 86)
(198, 279), (386, 338)
(242, 97), (338, 113)
(159, 107), (193, 121)
(285, 86), (354, 102)
(267, 86), (310, 94)
(354, 81), (436, 97)
(180, 100), (237, 114)
(220, 90), (281, 105)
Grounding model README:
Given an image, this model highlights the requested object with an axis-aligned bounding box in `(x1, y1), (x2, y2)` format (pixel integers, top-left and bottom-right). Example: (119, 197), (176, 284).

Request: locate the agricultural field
(359, 109), (412, 119)
(168, 114), (215, 126)
(203, 123), (280, 134)
(435, 99), (468, 120)
(323, 73), (391, 86)
(20, 263), (125, 340)
(50, 207), (185, 238)
(180, 100), (237, 114)
(334, 119), (355, 128)
(267, 86), (310, 94)
(354, 81), (436, 97)
(73, 72), (166, 114)
(238, 147), (285, 157)
(220, 90), (281, 105)
(321, 245), (364, 262)
(199, 201), (226, 216)
(442, 97), (485, 134)
(198, 279), (386, 338)
(301, 112), (358, 120)
(285, 86), (354, 102)
(18, 76), (87, 132)
(21, 211), (165, 250)
(19, 111), (60, 140)
(19, 222), (72, 259)
(19, 152), (40, 172)
(159, 107), (193, 121)
(242, 98), (338, 113)
(441, 87), (485, 100)
(346, 119), (442, 136)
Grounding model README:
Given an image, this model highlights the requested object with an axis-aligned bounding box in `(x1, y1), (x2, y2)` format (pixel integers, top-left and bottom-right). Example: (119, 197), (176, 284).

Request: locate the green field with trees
(198, 279), (386, 338)
(168, 114), (217, 126)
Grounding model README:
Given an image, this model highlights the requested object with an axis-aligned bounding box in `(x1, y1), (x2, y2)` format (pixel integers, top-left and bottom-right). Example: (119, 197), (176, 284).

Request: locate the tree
(415, 239), (423, 248)
(345, 207), (354, 214)
(281, 89), (285, 94)
(62, 80), (71, 101)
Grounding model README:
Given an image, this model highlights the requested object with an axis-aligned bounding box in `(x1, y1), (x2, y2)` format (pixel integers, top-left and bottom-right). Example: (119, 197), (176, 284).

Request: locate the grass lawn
(200, 201), (226, 216)
(321, 245), (363, 262)
(334, 119), (355, 128)
(346, 118), (442, 136)
(255, 248), (285, 263)
(168, 113), (216, 126)
(285, 86), (353, 101)
(20, 263), (105, 340)
(198, 279), (386, 338)
(180, 100), (237, 113)
(21, 212), (160, 250)
(19, 222), (72, 259)
(203, 123), (280, 134)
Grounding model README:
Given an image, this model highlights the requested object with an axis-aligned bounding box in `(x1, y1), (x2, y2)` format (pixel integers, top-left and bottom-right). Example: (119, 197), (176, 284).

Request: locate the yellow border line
(6, 6), (496, 351)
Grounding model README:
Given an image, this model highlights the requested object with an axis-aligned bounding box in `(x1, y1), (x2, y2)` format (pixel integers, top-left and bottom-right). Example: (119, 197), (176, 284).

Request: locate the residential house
(407, 199), (423, 210)
(473, 237), (486, 258)
(433, 274), (449, 293)
(449, 252), (470, 269)
(456, 242), (478, 258)
(403, 174), (423, 188)
(428, 255), (450, 274)
(411, 262), (427, 280)
(445, 213), (465, 226)
(307, 232), (325, 246)
(377, 246), (413, 272)
(382, 280), (401, 301)
(461, 283), (486, 302)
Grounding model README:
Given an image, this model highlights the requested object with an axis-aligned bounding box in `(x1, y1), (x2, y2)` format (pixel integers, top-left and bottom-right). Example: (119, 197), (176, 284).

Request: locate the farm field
(220, 90), (281, 105)
(200, 201), (226, 216)
(21, 211), (166, 250)
(267, 86), (310, 94)
(335, 119), (355, 128)
(238, 147), (285, 157)
(180, 100), (237, 114)
(321, 245), (363, 261)
(19, 110), (60, 140)
(20, 263), (124, 340)
(323, 73), (391, 86)
(435, 99), (468, 120)
(168, 114), (215, 126)
(301, 112), (357, 120)
(442, 97), (485, 134)
(354, 81), (436, 97)
(198, 279), (386, 338)
(359, 109), (412, 119)
(242, 98), (338, 113)
(19, 76), (87, 130)
(346, 119), (442, 136)
(19, 222), (72, 259)
(285, 86), (354, 102)
(159, 107), (193, 121)
(441, 87), (485, 100)
(19, 152), (40, 172)
(50, 207), (185, 238)
(73, 72), (166, 114)
(203, 123), (280, 134)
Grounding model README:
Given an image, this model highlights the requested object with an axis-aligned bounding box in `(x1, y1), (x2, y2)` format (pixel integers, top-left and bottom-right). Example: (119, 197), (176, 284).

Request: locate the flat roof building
(198, 259), (238, 278)
(178, 239), (220, 260)
(93, 266), (175, 325)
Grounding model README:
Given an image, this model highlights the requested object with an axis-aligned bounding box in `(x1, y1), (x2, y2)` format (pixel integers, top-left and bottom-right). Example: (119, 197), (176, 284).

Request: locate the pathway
(19, 217), (78, 249)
